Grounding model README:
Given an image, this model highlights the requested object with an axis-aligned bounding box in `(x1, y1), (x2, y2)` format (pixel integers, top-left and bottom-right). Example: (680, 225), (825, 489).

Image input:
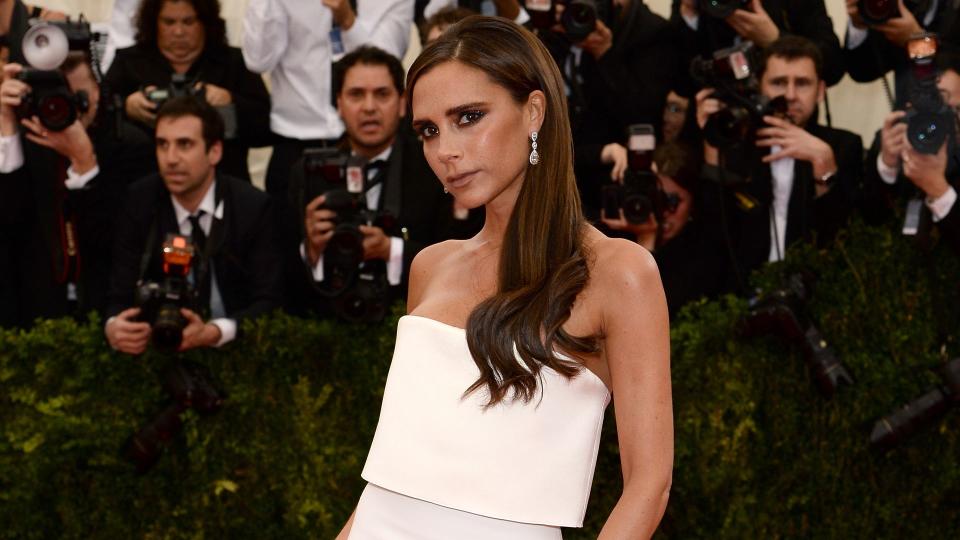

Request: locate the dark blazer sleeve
(103, 47), (143, 101)
(220, 47), (271, 148)
(842, 29), (902, 83)
(106, 176), (162, 318)
(784, 0), (845, 87)
(811, 127), (863, 242)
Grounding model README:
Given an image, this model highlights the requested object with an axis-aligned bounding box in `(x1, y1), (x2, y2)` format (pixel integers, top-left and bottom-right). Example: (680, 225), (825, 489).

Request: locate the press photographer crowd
(1, 0), (959, 363)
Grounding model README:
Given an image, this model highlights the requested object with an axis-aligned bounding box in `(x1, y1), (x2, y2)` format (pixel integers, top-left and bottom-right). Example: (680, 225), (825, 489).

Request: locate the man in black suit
(105, 96), (282, 354)
(287, 45), (480, 319)
(672, 0), (846, 88)
(0, 53), (154, 327)
(843, 0), (960, 103)
(695, 35), (863, 292)
(105, 0), (270, 182)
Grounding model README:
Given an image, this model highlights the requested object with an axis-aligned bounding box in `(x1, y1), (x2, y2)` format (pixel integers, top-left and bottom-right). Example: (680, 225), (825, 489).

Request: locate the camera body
(15, 18), (94, 131)
(857, 0), (899, 25)
(699, 0), (750, 19)
(902, 33), (956, 155)
(145, 73), (204, 108)
(601, 124), (678, 225)
(134, 234), (197, 354)
(525, 0), (608, 42)
(691, 42), (788, 150)
(15, 68), (89, 131)
(302, 148), (394, 322)
(740, 274), (855, 397)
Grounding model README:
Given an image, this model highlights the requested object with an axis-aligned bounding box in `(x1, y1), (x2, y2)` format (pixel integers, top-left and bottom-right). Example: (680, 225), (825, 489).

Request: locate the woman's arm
(596, 239), (673, 539)
(334, 510), (355, 540)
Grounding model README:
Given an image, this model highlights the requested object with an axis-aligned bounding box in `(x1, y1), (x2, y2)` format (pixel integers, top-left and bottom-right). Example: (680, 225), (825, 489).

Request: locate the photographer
(105, 96), (282, 354)
(105, 0), (270, 183)
(538, 0), (680, 220)
(672, 0), (845, 88)
(418, 1), (529, 26)
(0, 53), (153, 327)
(242, 0), (414, 196)
(601, 142), (726, 315)
(285, 46), (479, 319)
(844, 0), (959, 102)
(864, 44), (960, 253)
(696, 36), (863, 290)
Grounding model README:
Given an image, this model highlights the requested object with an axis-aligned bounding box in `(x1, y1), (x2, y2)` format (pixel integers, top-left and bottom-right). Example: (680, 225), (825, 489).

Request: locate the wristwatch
(816, 170), (837, 186)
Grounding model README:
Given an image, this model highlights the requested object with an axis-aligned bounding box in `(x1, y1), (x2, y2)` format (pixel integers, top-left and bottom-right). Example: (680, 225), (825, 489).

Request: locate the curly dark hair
(134, 0), (228, 51)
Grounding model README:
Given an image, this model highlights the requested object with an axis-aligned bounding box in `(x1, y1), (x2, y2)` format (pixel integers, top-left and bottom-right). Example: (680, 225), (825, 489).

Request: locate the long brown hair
(407, 16), (598, 406)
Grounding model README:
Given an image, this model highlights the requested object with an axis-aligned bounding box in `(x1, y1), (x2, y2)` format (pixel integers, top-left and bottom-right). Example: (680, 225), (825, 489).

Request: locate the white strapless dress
(349, 315), (611, 539)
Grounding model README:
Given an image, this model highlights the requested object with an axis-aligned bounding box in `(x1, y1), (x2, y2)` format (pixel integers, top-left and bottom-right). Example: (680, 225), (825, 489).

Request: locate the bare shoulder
(585, 228), (661, 293)
(407, 239), (468, 313)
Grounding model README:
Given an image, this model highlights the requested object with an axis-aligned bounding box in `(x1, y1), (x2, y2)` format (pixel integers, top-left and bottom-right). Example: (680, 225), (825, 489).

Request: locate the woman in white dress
(338, 15), (673, 539)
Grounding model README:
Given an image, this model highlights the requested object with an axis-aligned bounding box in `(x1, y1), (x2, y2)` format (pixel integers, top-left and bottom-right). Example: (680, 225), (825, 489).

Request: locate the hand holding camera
(856, 0), (922, 47)
(125, 87), (159, 125)
(723, 0), (779, 47)
(880, 110), (908, 168)
(757, 114), (837, 194)
(601, 142), (628, 182)
(601, 208), (658, 250)
(901, 138), (950, 199)
(105, 307), (152, 355)
(304, 194), (337, 267)
(201, 82), (233, 107)
(178, 308), (222, 352)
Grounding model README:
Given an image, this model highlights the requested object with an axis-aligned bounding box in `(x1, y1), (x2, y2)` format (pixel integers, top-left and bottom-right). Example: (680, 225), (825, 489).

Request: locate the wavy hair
(407, 16), (598, 406)
(134, 0), (228, 51)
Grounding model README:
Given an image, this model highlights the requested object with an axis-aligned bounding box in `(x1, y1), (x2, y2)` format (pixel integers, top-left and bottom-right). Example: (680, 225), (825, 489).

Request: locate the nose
(784, 81), (798, 101)
(361, 93), (376, 112)
(435, 133), (462, 165)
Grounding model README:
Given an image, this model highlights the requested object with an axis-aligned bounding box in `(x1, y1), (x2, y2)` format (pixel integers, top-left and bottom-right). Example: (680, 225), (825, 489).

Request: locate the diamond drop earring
(529, 131), (540, 166)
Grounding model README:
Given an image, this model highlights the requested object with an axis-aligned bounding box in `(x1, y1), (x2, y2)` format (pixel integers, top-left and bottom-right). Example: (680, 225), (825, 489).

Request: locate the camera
(127, 361), (224, 473)
(690, 42), (788, 150)
(15, 17), (94, 131)
(134, 234), (197, 354)
(145, 73), (204, 108)
(902, 33), (956, 155)
(300, 148), (393, 322)
(870, 358), (960, 451)
(524, 0), (607, 42)
(602, 124), (678, 225)
(699, 0), (750, 19)
(857, 0), (899, 25)
(740, 274), (855, 397)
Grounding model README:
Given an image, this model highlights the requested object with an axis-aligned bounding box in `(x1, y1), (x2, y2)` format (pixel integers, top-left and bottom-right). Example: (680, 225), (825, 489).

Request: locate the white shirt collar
(171, 180), (222, 228)
(357, 146), (393, 163)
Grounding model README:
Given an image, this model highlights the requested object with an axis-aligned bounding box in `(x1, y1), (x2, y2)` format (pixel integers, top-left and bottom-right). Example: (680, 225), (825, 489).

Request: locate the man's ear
(207, 140), (223, 166)
(526, 90), (546, 133)
(817, 79), (826, 103)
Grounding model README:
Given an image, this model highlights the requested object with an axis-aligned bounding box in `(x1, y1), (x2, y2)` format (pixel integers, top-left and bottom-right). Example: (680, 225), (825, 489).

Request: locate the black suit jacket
(284, 127), (483, 316)
(106, 173), (283, 331)
(104, 43), (271, 182)
(701, 123), (864, 291)
(670, 0), (846, 88)
(0, 118), (156, 327)
(861, 129), (960, 254)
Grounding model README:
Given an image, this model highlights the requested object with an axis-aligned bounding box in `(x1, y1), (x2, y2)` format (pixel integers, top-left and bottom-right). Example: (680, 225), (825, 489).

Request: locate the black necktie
(188, 211), (211, 314)
(365, 159), (387, 191)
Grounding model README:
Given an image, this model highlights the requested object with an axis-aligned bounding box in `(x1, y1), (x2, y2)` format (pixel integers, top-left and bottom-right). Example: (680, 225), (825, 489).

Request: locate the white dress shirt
(242, 0), (413, 140)
(768, 146), (795, 262)
(300, 146), (404, 286)
(170, 182), (236, 347)
(876, 152), (957, 222)
(0, 133), (99, 189)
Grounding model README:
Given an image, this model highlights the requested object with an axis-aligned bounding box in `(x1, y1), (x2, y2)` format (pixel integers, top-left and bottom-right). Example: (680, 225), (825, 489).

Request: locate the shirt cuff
(515, 7), (531, 25)
(846, 21), (869, 50)
(0, 133), (24, 173)
(681, 12), (699, 31)
(64, 163), (99, 190)
(926, 186), (957, 222)
(387, 236), (403, 286)
(300, 242), (324, 281)
(876, 153), (899, 185)
(210, 318), (237, 347)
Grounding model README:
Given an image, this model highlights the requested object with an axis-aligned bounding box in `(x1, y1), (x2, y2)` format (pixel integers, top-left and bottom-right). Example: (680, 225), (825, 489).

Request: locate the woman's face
(412, 61), (540, 210)
(658, 174), (692, 243)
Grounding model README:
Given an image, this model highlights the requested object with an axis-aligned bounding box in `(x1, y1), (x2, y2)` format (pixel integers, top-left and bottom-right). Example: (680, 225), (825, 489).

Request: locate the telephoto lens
(870, 358), (960, 451)
(857, 0), (899, 25)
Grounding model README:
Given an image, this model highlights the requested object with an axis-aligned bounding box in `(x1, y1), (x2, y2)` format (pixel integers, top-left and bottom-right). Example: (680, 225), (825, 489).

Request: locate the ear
(525, 90), (546, 134)
(207, 140), (223, 167)
(817, 79), (826, 104)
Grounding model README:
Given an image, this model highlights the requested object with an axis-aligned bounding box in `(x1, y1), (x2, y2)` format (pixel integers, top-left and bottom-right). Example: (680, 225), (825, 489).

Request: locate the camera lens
(562, 0), (597, 42)
(622, 192), (653, 225)
(705, 106), (753, 149)
(859, 0), (898, 23)
(152, 304), (185, 354)
(907, 112), (948, 154)
(328, 225), (365, 268)
(36, 93), (76, 131)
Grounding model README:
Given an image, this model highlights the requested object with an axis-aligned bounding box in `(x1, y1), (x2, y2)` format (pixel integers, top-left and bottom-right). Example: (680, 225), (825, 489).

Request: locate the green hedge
(1, 218), (958, 538)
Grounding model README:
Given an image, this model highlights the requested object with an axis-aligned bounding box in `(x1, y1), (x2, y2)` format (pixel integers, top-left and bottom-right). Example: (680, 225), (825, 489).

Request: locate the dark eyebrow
(412, 101), (490, 131)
